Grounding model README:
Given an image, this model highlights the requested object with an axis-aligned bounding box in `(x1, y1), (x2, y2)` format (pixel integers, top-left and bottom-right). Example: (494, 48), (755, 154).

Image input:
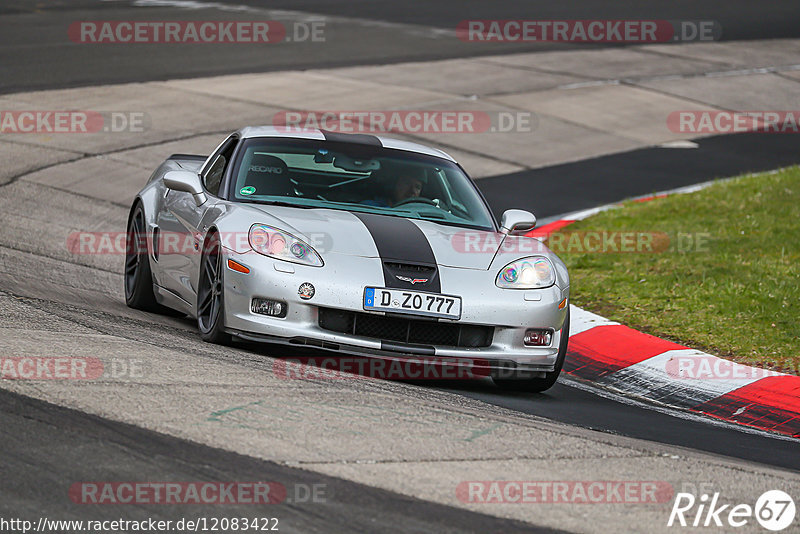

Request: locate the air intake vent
(384, 262), (435, 273)
(318, 308), (493, 348)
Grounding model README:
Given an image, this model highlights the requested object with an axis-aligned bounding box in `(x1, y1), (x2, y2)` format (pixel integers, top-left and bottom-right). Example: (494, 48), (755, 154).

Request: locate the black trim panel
(168, 154), (207, 161)
(381, 341), (436, 356)
(321, 130), (382, 146)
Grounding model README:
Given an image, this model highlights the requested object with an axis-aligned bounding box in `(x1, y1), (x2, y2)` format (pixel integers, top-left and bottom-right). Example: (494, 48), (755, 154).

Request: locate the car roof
(236, 126), (457, 163)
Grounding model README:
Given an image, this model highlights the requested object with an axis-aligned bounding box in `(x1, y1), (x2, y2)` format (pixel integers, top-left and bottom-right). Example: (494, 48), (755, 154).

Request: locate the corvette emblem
(396, 275), (428, 285)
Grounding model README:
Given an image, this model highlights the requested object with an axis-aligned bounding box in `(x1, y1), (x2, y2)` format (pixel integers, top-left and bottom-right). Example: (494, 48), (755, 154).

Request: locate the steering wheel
(393, 197), (437, 208)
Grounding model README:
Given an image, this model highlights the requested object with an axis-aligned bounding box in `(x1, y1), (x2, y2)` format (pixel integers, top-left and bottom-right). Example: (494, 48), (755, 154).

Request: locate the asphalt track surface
(479, 132), (800, 220)
(0, 388), (560, 533)
(2, 0), (800, 530)
(439, 378), (800, 472)
(3, 0), (800, 93)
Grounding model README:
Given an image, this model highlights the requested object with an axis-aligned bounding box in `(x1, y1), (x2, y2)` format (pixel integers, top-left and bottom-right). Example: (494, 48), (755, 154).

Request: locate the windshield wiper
(417, 211), (446, 219)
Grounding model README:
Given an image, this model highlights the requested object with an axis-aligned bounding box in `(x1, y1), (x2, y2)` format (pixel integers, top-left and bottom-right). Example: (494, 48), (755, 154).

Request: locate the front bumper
(222, 248), (569, 373)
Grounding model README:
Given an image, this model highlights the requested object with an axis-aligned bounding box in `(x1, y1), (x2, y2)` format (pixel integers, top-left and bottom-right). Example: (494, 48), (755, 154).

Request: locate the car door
(156, 135), (238, 304)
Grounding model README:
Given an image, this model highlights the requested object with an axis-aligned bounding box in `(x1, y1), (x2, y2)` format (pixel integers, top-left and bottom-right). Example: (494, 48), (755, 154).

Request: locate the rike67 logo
(668, 490), (796, 531)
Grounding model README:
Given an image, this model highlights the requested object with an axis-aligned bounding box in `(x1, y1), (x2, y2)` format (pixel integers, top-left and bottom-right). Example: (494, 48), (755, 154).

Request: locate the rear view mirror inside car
(333, 154), (381, 172)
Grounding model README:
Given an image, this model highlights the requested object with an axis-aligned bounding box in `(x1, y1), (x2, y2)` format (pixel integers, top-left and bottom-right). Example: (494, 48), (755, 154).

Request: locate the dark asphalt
(222, 0), (800, 39)
(2, 0), (800, 94)
(436, 379), (800, 472)
(478, 132), (800, 221)
(0, 387), (561, 534)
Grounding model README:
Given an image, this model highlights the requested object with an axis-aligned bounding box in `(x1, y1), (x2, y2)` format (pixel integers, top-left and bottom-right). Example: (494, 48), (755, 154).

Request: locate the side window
(204, 154), (226, 195)
(203, 137), (238, 196)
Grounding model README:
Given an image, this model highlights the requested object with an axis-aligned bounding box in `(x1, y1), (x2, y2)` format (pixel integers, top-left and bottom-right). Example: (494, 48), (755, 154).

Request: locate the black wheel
(197, 232), (231, 345)
(124, 204), (162, 312)
(493, 308), (570, 393)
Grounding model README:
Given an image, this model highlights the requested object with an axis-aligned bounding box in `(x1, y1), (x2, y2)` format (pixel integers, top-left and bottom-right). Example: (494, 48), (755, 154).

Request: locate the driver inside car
(363, 163), (427, 207)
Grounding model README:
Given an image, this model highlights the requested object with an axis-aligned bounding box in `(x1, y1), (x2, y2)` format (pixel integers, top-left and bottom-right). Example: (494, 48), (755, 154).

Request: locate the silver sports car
(125, 127), (570, 391)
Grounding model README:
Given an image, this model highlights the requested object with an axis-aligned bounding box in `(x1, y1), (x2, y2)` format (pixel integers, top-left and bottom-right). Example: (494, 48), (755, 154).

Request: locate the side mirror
(164, 170), (207, 207)
(500, 209), (536, 234)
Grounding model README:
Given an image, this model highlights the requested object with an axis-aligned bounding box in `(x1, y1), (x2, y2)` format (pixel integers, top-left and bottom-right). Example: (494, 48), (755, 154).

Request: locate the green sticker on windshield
(240, 186), (256, 196)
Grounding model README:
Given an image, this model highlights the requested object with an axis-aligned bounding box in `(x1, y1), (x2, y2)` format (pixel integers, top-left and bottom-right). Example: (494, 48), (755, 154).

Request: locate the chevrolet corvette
(125, 127), (570, 391)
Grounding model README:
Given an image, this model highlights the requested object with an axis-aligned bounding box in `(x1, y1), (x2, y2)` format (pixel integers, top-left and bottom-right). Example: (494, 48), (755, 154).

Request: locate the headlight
(248, 224), (324, 267)
(496, 256), (555, 289)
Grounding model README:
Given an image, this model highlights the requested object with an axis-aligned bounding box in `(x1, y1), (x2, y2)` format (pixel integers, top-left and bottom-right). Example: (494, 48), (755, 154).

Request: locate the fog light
(251, 298), (287, 318)
(524, 329), (553, 347)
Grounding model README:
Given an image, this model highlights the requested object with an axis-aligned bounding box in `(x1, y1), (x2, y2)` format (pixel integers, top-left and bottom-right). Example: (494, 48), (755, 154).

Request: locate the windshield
(227, 138), (496, 231)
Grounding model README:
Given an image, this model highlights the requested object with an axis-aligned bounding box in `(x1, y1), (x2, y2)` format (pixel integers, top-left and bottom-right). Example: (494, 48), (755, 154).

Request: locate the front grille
(318, 308), (493, 348)
(384, 262), (435, 274)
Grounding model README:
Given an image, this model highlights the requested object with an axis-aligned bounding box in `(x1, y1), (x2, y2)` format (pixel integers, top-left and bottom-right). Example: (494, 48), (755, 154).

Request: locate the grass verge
(553, 166), (799, 375)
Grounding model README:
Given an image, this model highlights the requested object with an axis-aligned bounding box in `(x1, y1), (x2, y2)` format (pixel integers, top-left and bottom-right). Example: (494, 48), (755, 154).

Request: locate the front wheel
(197, 232), (231, 345)
(493, 308), (570, 393)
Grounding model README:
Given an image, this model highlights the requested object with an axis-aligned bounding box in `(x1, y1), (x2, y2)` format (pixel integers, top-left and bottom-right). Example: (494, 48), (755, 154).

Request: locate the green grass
(557, 166), (800, 375)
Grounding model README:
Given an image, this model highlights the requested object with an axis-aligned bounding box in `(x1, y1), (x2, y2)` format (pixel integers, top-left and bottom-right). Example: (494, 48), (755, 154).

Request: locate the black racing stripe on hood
(353, 212), (441, 293)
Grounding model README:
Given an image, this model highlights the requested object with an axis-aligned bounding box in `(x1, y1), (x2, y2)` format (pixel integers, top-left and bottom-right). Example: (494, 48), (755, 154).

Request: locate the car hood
(229, 204), (534, 270)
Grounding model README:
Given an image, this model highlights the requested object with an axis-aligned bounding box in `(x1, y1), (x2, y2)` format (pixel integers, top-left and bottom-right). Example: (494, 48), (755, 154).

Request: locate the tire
(493, 307), (570, 393)
(196, 231), (231, 345)
(124, 203), (164, 312)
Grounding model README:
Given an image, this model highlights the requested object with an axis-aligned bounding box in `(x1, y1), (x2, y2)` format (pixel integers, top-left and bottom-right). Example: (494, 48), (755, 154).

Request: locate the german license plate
(363, 287), (462, 320)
